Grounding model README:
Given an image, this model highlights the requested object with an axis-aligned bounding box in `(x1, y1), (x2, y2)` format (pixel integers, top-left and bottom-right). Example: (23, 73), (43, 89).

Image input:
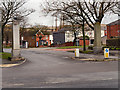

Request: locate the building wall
(107, 25), (120, 39)
(65, 31), (74, 42)
(49, 35), (53, 45)
(79, 40), (89, 46)
(101, 36), (107, 45)
(53, 32), (65, 44)
(23, 36), (36, 47)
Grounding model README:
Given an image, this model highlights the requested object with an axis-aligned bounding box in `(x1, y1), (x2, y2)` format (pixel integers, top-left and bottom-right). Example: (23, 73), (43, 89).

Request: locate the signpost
(104, 48), (109, 58)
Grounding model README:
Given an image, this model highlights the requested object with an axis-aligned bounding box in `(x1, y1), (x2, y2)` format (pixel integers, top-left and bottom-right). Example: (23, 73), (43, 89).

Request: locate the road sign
(104, 48), (109, 58)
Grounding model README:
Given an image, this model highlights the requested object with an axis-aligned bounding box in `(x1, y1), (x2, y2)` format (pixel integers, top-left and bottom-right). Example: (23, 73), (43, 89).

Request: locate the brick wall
(79, 40), (89, 46)
(23, 36), (36, 47)
(107, 25), (120, 39)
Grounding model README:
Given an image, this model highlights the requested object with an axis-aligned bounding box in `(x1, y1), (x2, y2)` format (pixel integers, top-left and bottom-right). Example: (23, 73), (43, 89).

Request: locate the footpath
(47, 48), (119, 61)
(0, 58), (26, 68)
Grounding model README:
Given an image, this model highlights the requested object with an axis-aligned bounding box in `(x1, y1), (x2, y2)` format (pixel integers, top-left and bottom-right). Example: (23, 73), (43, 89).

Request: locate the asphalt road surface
(2, 48), (118, 88)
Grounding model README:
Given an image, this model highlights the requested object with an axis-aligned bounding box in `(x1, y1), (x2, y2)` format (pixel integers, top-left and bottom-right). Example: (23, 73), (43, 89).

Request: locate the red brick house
(21, 30), (53, 48)
(107, 19), (120, 39)
(36, 30), (53, 47)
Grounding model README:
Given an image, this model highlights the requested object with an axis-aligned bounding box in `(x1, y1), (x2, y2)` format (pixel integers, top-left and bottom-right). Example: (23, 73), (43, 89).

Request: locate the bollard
(25, 42), (28, 48)
(75, 48), (79, 58)
(104, 48), (109, 58)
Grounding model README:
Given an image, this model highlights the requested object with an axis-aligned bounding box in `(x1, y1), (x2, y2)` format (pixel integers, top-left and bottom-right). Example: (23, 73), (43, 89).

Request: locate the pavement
(47, 48), (119, 61)
(0, 59), (26, 68)
(2, 48), (118, 88)
(1, 48), (119, 68)
(0, 48), (26, 68)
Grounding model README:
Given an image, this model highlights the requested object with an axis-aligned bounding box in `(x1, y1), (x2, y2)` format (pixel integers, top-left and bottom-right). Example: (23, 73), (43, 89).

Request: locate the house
(53, 27), (74, 45)
(107, 19), (120, 39)
(35, 30), (53, 47)
(21, 30), (37, 48)
(53, 24), (107, 46)
(21, 30), (53, 48)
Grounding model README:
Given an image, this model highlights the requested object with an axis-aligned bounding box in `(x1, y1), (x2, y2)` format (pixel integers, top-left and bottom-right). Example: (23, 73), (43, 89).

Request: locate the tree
(0, 0), (35, 52)
(30, 24), (51, 35)
(3, 24), (12, 46)
(41, 0), (119, 51)
(20, 17), (30, 36)
(41, 0), (88, 51)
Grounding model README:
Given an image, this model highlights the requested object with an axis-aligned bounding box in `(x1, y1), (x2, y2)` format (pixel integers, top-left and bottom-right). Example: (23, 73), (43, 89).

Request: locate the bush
(88, 46), (93, 50)
(102, 46), (120, 50)
(106, 39), (120, 47)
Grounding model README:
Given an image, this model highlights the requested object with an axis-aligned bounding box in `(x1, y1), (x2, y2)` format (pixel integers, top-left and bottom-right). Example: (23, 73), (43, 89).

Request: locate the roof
(107, 19), (120, 26)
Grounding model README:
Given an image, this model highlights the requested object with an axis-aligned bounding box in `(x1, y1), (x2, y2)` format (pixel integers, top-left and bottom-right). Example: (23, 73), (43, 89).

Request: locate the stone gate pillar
(93, 21), (102, 53)
(12, 18), (21, 59)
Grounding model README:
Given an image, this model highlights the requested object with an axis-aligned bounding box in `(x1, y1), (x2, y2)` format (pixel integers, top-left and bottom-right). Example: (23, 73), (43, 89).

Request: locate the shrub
(88, 46), (93, 50)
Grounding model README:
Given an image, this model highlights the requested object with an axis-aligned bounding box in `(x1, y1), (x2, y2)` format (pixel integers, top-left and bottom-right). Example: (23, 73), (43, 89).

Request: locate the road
(2, 48), (118, 88)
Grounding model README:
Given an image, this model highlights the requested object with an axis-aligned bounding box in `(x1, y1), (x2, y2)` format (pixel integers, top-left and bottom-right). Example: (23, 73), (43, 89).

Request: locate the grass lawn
(3, 46), (12, 48)
(68, 50), (93, 54)
(57, 46), (88, 49)
(0, 52), (11, 59)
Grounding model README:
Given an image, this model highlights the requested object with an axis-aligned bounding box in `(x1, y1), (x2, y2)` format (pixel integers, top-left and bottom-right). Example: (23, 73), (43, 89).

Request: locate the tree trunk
(93, 21), (102, 53)
(73, 31), (77, 46)
(0, 24), (5, 52)
(6, 36), (9, 46)
(82, 19), (86, 51)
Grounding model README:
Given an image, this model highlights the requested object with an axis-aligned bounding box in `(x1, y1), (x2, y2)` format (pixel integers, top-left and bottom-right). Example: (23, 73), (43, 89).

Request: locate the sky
(25, 0), (119, 26)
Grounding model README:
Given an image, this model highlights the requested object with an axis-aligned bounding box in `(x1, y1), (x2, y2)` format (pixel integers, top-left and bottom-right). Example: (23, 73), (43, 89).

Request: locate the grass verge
(0, 52), (11, 59)
(57, 46), (88, 49)
(68, 50), (93, 54)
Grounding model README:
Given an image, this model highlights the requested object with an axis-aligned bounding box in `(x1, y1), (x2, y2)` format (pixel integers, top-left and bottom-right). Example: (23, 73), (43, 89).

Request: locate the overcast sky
(25, 0), (119, 26)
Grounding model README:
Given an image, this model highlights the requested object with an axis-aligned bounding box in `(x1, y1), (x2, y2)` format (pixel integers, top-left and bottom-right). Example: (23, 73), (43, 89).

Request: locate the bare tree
(0, 0), (35, 52)
(41, 0), (119, 51)
(41, 0), (88, 51)
(20, 17), (30, 36)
